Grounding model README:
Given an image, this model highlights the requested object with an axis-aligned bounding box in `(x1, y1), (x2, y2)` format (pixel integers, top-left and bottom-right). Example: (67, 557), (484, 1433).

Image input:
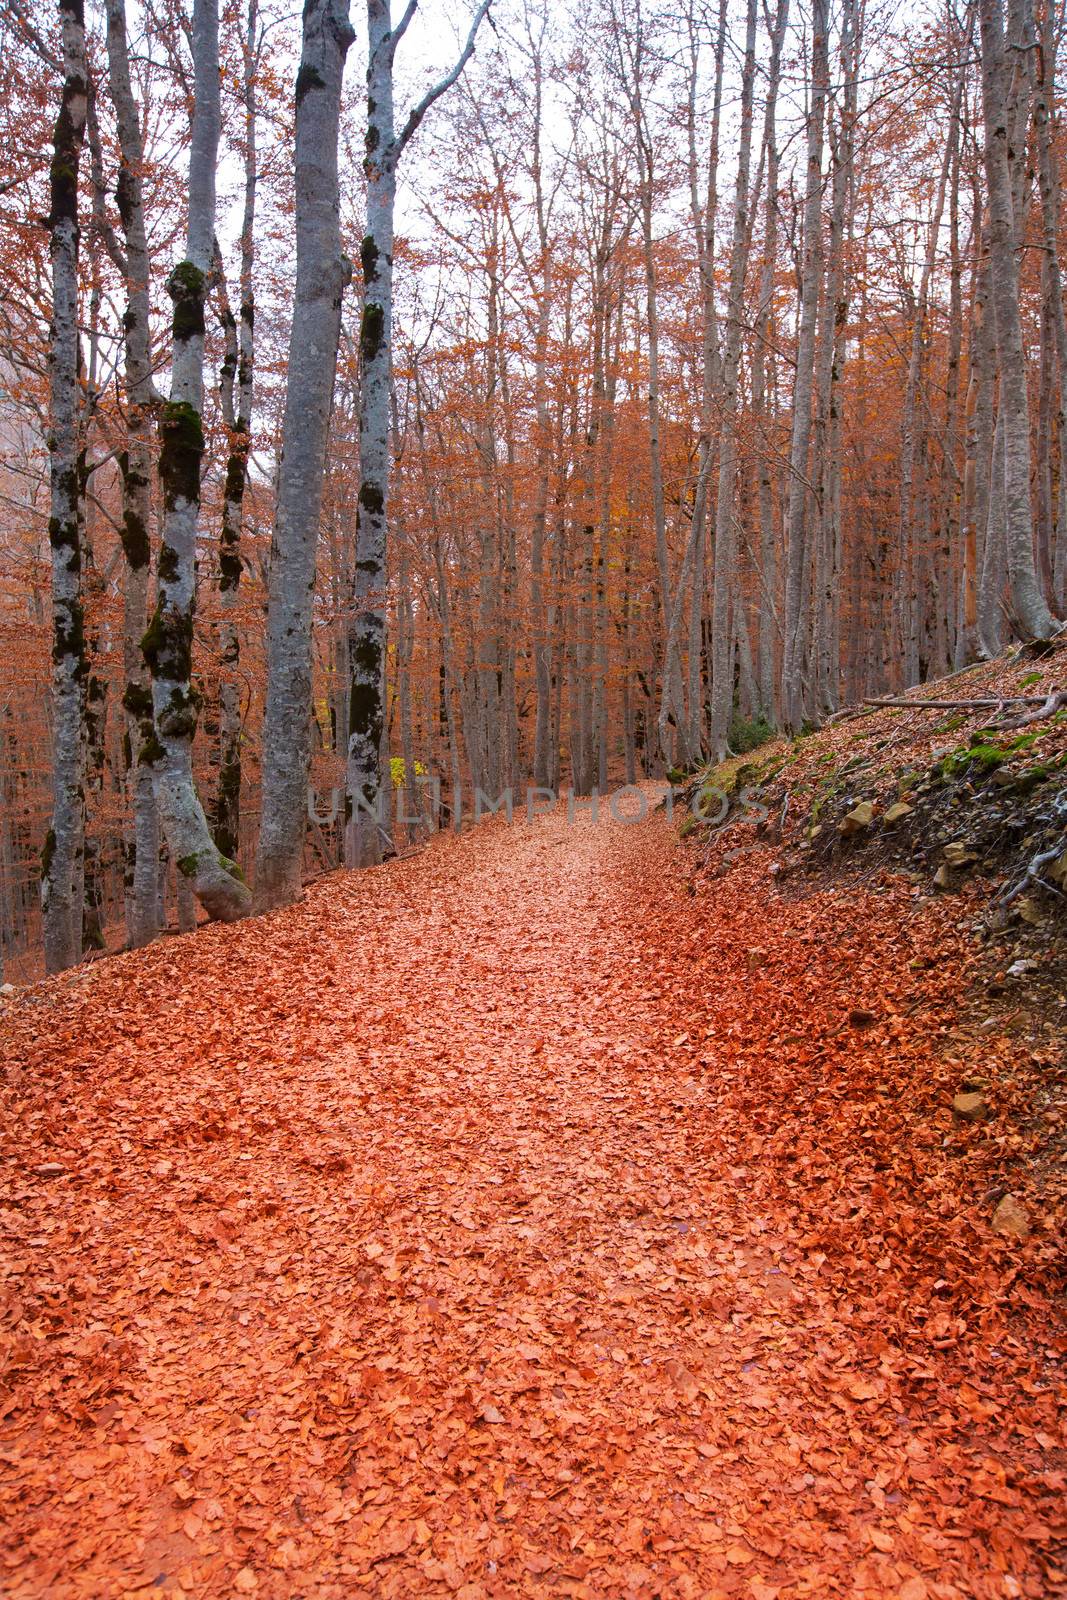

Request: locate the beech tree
(41, 0), (89, 974)
(144, 0), (251, 921)
(345, 0), (492, 868)
(10, 0), (1067, 973)
(105, 0), (160, 950)
(977, 0), (1057, 640)
(255, 0), (354, 910)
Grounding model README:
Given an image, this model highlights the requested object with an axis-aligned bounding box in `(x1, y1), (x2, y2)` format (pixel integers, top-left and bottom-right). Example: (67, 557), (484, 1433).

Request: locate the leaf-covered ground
(1, 790), (1064, 1598)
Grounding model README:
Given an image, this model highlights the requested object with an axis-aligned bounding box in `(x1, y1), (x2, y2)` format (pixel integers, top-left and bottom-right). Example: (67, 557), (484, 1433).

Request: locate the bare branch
(394, 0), (492, 157)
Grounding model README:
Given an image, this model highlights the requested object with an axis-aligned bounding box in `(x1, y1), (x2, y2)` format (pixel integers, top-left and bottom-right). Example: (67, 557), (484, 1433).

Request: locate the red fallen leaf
(0, 786), (1060, 1600)
(233, 1569), (258, 1593)
(523, 1554), (555, 1574)
(479, 1402), (505, 1424)
(847, 1378), (881, 1401)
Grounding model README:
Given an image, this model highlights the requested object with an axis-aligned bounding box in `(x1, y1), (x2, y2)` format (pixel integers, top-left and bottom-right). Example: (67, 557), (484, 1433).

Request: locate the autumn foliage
(1, 780), (1063, 1596)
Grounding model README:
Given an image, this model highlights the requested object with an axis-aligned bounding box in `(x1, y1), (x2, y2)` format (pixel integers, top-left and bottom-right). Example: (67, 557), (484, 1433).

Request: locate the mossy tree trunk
(212, 0), (260, 865)
(146, 0), (251, 924)
(105, 0), (161, 950)
(344, 0), (492, 869)
(42, 0), (89, 976)
(254, 0), (354, 910)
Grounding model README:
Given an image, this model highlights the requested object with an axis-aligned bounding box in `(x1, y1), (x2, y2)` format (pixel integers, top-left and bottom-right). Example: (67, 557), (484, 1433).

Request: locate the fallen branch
(860, 696), (1050, 712)
(998, 688), (1067, 727)
(995, 845), (1067, 910)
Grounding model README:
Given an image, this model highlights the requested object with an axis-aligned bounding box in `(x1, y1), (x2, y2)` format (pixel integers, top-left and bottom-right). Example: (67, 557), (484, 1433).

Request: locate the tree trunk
(781, 0), (829, 726)
(213, 0), (259, 865)
(708, 0), (759, 758)
(105, 0), (160, 950)
(978, 0), (1057, 638)
(255, 0), (353, 909)
(752, 0), (789, 723)
(42, 0), (89, 975)
(345, 0), (491, 865)
(145, 0), (251, 922)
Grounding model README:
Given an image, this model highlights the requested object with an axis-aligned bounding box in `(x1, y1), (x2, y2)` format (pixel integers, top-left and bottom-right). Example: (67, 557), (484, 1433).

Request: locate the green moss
(729, 711), (775, 754)
(122, 682), (153, 719)
(295, 62), (325, 108)
(120, 503), (150, 571)
(349, 630), (384, 754)
(157, 541), (180, 585)
(158, 685), (201, 740)
(48, 499), (80, 555)
(52, 595), (86, 676)
(141, 596), (193, 685)
(937, 743), (1005, 780)
(360, 233), (380, 284)
(213, 754), (241, 861)
(168, 260), (206, 344)
(360, 302), (385, 365)
(177, 853), (199, 878)
(359, 478), (384, 519)
(139, 730), (164, 766)
(159, 401), (204, 512)
(220, 855), (246, 884)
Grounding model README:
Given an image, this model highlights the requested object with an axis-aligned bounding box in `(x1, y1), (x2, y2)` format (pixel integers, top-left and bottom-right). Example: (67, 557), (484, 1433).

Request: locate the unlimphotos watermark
(308, 779), (768, 832)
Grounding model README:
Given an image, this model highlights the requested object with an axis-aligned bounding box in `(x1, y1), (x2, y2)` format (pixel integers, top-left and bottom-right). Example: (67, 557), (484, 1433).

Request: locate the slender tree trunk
(346, 0), (490, 864)
(709, 0), (759, 758)
(781, 0), (829, 726)
(681, 0), (727, 760)
(105, 0), (160, 950)
(144, 0), (251, 921)
(1033, 0), (1067, 610)
(213, 0), (258, 864)
(898, 60), (960, 684)
(980, 407), (1009, 651)
(42, 0), (89, 975)
(254, 0), (353, 908)
(978, 0), (1057, 638)
(345, 1), (398, 865)
(753, 0), (789, 723)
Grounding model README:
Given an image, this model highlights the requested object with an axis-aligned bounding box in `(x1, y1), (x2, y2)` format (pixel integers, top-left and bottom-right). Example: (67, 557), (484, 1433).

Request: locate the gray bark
(345, 0), (491, 866)
(978, 0), (1058, 638)
(105, 0), (161, 950)
(1033, 0), (1067, 610)
(213, 0), (258, 865)
(42, 0), (89, 975)
(146, 0), (251, 922)
(254, 0), (353, 910)
(752, 0), (789, 722)
(781, 0), (829, 727)
(708, 0), (759, 758)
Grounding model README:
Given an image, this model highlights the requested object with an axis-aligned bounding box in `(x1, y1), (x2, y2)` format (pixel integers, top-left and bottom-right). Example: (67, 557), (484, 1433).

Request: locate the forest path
(1, 793), (1060, 1599)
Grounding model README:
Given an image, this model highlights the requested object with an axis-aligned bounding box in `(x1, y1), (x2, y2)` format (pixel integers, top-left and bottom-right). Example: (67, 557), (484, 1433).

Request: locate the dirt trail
(1, 796), (1062, 1598)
